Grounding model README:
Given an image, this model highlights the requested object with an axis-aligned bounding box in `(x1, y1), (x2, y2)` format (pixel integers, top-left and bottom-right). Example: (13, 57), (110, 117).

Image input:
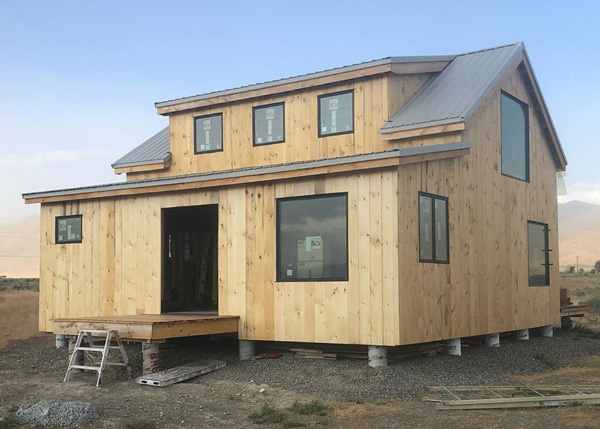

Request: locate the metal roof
(380, 43), (524, 133)
(24, 142), (471, 201)
(111, 127), (171, 168)
(154, 55), (454, 109)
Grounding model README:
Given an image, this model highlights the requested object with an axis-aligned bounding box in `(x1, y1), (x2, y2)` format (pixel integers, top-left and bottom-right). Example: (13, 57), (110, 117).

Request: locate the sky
(0, 0), (599, 223)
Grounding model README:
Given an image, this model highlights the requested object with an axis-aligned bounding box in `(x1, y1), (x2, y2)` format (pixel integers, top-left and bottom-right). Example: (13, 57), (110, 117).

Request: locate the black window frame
(193, 112), (224, 155)
(527, 220), (551, 287)
(275, 192), (349, 283)
(252, 102), (285, 147)
(418, 192), (450, 264)
(55, 215), (83, 244)
(317, 89), (354, 138)
(500, 90), (530, 183)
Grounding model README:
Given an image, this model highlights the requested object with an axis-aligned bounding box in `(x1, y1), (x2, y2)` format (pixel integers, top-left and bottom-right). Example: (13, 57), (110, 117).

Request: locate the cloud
(558, 181), (600, 205)
(0, 149), (113, 168)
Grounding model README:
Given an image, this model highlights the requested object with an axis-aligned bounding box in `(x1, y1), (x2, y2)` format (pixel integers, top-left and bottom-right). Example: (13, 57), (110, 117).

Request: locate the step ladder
(64, 329), (132, 387)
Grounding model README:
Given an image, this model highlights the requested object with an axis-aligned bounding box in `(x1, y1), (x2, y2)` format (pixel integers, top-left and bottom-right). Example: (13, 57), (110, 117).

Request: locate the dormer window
(501, 92), (529, 181)
(194, 113), (223, 154)
(318, 90), (354, 137)
(253, 103), (285, 146)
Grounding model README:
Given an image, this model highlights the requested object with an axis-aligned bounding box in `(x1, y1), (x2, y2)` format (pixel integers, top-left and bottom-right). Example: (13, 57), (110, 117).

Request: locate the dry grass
(0, 290), (40, 349)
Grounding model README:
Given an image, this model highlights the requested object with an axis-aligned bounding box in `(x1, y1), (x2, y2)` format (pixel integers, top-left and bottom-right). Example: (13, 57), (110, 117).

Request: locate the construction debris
(423, 385), (600, 410)
(136, 359), (225, 387)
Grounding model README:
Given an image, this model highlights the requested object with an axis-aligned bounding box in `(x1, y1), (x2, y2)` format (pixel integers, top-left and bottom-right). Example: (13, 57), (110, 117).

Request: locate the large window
(501, 91), (529, 181)
(276, 194), (348, 282)
(419, 193), (449, 263)
(318, 90), (354, 137)
(528, 221), (550, 286)
(194, 113), (223, 154)
(55, 215), (82, 244)
(253, 103), (285, 146)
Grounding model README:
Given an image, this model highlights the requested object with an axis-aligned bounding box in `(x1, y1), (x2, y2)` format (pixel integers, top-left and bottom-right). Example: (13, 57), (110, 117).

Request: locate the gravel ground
(3, 328), (600, 401)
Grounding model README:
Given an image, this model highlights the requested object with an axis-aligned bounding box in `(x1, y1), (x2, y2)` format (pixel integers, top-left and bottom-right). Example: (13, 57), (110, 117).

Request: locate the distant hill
(558, 200), (600, 269)
(0, 216), (40, 278)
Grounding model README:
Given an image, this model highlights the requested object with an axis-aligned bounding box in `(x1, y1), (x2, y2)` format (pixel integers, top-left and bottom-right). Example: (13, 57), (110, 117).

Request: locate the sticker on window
(329, 98), (339, 110)
(203, 120), (211, 130)
(305, 236), (322, 252)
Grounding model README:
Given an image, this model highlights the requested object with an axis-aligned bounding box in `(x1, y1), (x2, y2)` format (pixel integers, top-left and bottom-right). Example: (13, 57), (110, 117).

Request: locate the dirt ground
(2, 290), (600, 428)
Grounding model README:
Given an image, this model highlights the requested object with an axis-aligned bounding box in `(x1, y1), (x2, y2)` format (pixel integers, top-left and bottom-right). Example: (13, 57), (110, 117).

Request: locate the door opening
(162, 205), (218, 313)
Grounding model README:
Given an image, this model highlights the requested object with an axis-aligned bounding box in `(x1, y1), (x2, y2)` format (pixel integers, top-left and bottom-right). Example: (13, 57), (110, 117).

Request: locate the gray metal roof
(155, 55), (454, 109)
(24, 142), (471, 201)
(111, 127), (171, 168)
(381, 43), (524, 133)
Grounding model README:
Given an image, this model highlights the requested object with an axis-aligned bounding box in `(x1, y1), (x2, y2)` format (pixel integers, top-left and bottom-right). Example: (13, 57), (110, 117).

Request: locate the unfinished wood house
(24, 42), (567, 367)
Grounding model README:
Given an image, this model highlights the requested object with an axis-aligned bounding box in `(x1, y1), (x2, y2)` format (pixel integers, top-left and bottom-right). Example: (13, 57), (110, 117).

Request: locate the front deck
(52, 314), (240, 341)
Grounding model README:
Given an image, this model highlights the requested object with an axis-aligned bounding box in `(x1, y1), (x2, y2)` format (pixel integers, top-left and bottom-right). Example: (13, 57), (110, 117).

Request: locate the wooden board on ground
(424, 385), (600, 410)
(136, 359), (226, 387)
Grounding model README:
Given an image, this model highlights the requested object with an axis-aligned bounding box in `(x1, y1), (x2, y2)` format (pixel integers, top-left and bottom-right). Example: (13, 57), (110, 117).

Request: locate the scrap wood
(252, 352), (281, 360)
(423, 385), (600, 410)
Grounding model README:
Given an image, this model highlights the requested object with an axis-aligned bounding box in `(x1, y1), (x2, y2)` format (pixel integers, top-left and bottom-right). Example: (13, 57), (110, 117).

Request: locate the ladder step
(76, 347), (106, 352)
(70, 365), (101, 371)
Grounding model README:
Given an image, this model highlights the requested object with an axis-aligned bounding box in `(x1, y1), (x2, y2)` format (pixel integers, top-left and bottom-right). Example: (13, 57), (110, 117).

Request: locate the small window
(419, 193), (449, 263)
(528, 221), (550, 286)
(501, 91), (529, 181)
(253, 103), (285, 146)
(276, 193), (348, 282)
(55, 215), (82, 244)
(318, 90), (353, 137)
(194, 113), (223, 154)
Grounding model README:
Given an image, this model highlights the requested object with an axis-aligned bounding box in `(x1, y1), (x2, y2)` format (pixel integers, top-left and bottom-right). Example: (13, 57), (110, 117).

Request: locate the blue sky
(0, 0), (599, 222)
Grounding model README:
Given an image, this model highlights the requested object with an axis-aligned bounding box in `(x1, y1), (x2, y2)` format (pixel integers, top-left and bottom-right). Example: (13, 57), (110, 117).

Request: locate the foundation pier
(55, 334), (67, 349)
(541, 325), (553, 337)
(142, 342), (160, 375)
(516, 329), (529, 340)
(445, 338), (462, 356)
(368, 346), (387, 368)
(239, 340), (256, 361)
(485, 333), (500, 347)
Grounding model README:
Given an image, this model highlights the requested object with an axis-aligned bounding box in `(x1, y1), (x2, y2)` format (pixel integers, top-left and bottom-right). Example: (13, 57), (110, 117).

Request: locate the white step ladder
(64, 329), (132, 387)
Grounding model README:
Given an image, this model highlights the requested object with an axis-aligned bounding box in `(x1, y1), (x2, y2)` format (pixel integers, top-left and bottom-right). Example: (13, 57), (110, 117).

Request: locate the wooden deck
(52, 314), (240, 341)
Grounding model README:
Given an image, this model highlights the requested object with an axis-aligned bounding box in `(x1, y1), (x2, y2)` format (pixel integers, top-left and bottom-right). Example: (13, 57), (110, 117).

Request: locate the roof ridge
(455, 41), (523, 57)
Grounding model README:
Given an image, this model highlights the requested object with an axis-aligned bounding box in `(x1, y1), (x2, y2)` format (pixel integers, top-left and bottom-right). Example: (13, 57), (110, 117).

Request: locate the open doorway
(162, 205), (218, 313)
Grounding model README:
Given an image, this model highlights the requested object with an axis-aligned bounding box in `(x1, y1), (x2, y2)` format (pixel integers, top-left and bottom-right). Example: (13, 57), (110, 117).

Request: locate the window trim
(527, 220), (550, 287)
(193, 112), (224, 155)
(55, 215), (83, 244)
(275, 192), (349, 283)
(317, 89), (354, 138)
(418, 192), (450, 264)
(252, 102), (285, 147)
(500, 90), (530, 183)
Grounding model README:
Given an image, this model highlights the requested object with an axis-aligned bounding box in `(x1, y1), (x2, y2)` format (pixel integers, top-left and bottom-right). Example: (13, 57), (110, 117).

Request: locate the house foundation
(368, 346), (387, 368)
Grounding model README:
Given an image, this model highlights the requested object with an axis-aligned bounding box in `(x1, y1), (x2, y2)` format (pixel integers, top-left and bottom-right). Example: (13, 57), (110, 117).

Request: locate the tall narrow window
(419, 193), (449, 263)
(318, 90), (354, 137)
(253, 103), (285, 146)
(194, 113), (223, 154)
(501, 91), (529, 181)
(55, 215), (82, 244)
(528, 221), (550, 286)
(276, 193), (348, 282)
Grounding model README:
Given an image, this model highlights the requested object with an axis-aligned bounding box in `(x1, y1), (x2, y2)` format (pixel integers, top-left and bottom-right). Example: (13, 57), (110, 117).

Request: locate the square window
(318, 90), (354, 137)
(501, 91), (529, 181)
(419, 193), (449, 263)
(55, 215), (82, 244)
(528, 221), (550, 286)
(276, 194), (348, 282)
(253, 103), (285, 146)
(194, 113), (223, 154)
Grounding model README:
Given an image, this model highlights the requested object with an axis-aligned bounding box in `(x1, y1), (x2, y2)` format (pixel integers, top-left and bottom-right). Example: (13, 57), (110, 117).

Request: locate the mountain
(558, 201), (600, 269)
(0, 216), (40, 278)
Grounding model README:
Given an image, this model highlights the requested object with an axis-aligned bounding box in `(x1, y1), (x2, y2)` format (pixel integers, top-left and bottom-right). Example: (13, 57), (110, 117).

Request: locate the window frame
(500, 90), (530, 183)
(527, 220), (550, 287)
(317, 89), (354, 138)
(252, 102), (285, 147)
(193, 112), (224, 155)
(275, 192), (349, 283)
(55, 215), (83, 244)
(418, 192), (450, 264)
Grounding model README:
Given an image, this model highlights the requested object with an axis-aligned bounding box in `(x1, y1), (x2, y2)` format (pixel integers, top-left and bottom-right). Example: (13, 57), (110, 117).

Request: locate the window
(253, 103), (285, 146)
(501, 91), (529, 181)
(276, 194), (348, 282)
(194, 113), (223, 153)
(419, 193), (449, 263)
(528, 221), (550, 286)
(318, 90), (353, 137)
(55, 215), (82, 244)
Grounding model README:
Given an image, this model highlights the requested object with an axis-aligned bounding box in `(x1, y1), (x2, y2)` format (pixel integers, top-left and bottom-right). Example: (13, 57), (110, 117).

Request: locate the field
(3, 281), (600, 427)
